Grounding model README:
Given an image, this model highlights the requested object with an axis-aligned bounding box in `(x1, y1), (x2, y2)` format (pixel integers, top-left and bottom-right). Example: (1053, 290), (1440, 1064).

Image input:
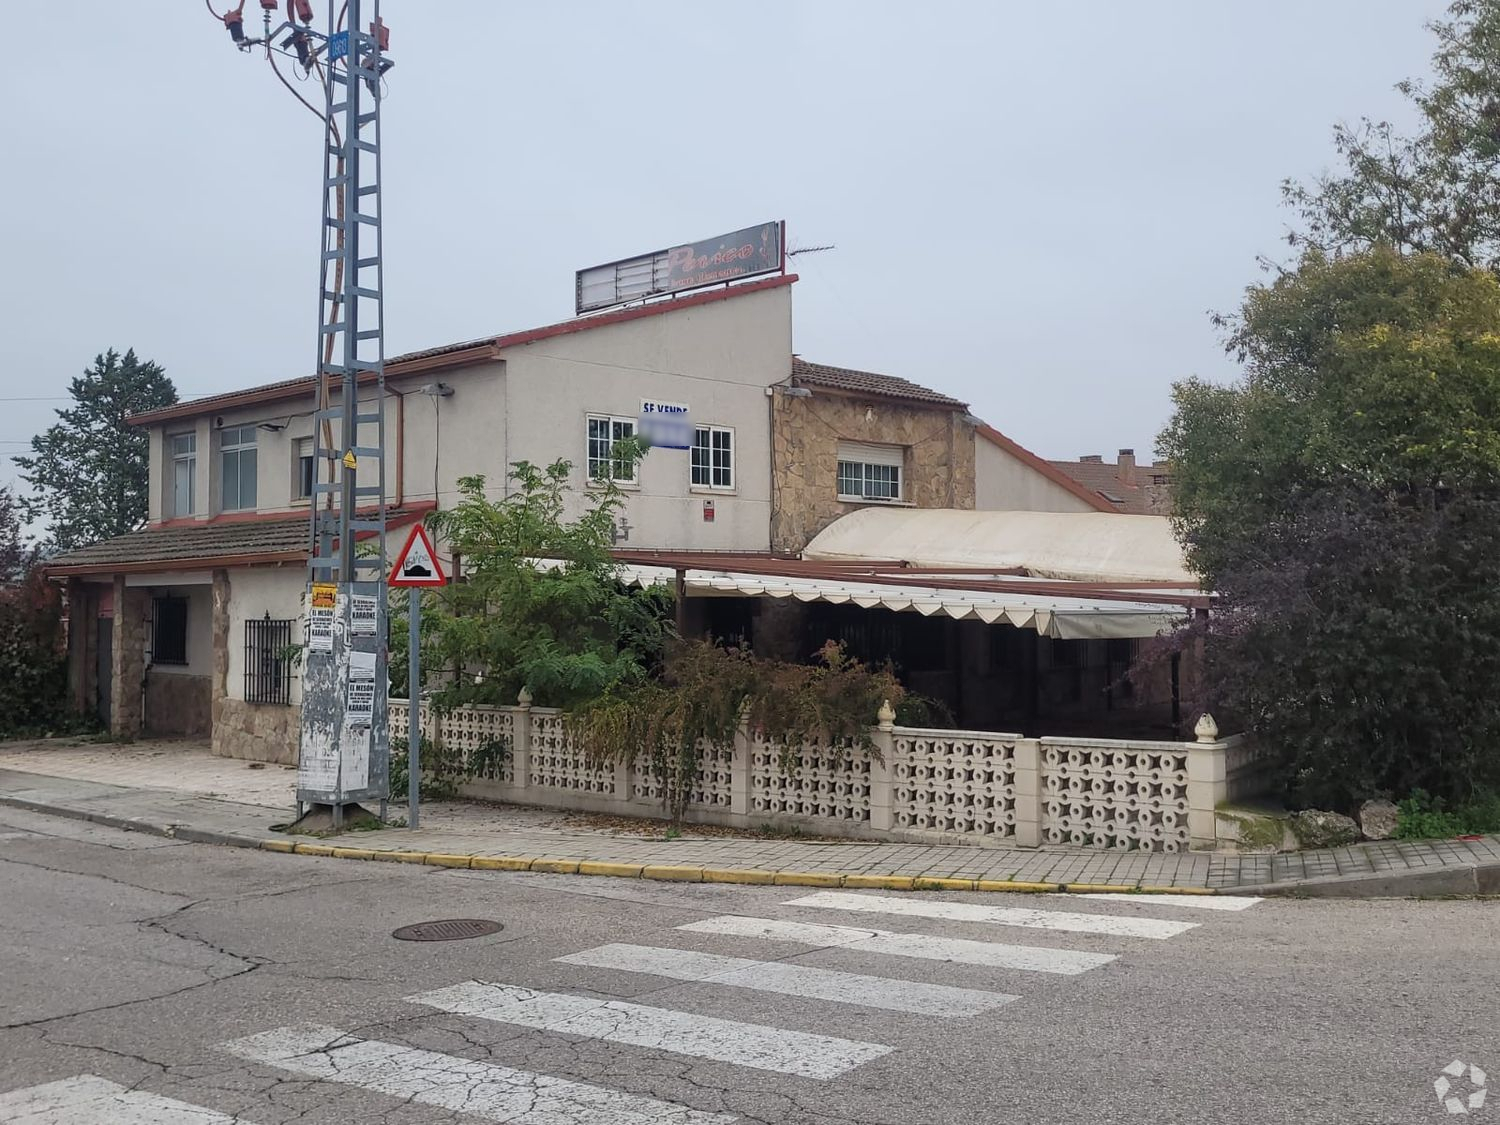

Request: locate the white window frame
(836, 441), (904, 503)
(586, 414), (638, 485)
(220, 425), (259, 512)
(294, 437), (315, 502)
(169, 432), (196, 517)
(690, 424), (735, 492)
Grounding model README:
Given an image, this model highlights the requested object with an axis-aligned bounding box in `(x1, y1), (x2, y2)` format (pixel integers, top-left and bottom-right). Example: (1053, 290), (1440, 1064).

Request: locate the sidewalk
(3, 740), (1499, 896)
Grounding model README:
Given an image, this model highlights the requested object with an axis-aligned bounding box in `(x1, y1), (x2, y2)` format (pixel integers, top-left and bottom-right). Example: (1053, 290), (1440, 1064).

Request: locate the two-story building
(52, 270), (1076, 755)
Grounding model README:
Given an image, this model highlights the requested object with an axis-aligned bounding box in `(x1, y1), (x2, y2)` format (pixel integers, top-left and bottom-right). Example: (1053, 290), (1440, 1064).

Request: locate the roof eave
(977, 424), (1118, 514)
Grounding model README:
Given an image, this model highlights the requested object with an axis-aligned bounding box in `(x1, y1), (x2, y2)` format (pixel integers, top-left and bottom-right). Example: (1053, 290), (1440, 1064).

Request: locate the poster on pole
(308, 582), (337, 652)
(350, 593), (379, 636)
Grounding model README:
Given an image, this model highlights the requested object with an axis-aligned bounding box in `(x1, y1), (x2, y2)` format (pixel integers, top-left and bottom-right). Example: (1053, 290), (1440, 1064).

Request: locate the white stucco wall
(975, 433), (1099, 514)
(224, 566), (307, 705)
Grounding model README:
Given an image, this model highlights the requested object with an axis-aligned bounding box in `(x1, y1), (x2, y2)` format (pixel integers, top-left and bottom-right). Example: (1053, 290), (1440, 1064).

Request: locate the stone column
(1012, 739), (1043, 847)
(511, 686), (532, 794)
(66, 579), (91, 715)
(110, 575), (147, 739)
(1186, 713), (1228, 850)
(210, 569), (231, 755)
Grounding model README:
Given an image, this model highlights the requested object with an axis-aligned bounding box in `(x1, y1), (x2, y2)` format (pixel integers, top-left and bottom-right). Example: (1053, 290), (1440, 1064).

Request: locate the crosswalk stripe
(1051, 892), (1263, 912)
(785, 891), (1198, 939)
(556, 942), (1018, 1016)
(679, 915), (1116, 975)
(0, 1075), (252, 1124)
(219, 1024), (735, 1124)
(408, 980), (892, 1079)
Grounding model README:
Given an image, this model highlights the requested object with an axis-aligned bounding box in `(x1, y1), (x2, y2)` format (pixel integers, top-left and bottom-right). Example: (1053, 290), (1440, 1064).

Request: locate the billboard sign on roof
(575, 221), (784, 315)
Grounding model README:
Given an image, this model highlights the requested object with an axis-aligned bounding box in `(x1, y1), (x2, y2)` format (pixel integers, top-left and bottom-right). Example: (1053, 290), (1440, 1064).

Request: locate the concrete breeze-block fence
(389, 697), (1257, 852)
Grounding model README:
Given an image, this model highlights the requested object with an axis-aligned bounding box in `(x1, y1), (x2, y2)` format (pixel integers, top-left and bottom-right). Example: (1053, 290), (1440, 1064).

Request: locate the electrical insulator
(370, 17), (390, 51)
(282, 29), (313, 67)
(288, 0), (314, 22)
(223, 2), (246, 42)
(259, 0), (278, 11)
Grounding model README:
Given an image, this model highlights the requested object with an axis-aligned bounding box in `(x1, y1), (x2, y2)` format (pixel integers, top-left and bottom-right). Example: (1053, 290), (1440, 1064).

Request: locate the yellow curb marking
(843, 874), (917, 891)
(642, 865), (704, 882)
(293, 843), (336, 857)
(1063, 883), (1141, 894)
(772, 871), (843, 888)
(260, 839), (295, 853)
(912, 877), (978, 892)
(974, 880), (1060, 893)
(330, 846), (376, 860)
(471, 855), (536, 871)
(530, 858), (581, 874)
(374, 850), (429, 864)
(702, 868), (776, 885)
(424, 853), (473, 869)
(579, 861), (645, 878)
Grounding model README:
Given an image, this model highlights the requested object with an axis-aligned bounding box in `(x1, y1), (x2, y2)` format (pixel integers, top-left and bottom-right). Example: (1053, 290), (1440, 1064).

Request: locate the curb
(0, 795), (1219, 895)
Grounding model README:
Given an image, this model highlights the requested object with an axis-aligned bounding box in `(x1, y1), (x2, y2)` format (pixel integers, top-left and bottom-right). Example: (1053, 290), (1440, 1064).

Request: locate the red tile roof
(1048, 456), (1175, 516)
(789, 358), (968, 408)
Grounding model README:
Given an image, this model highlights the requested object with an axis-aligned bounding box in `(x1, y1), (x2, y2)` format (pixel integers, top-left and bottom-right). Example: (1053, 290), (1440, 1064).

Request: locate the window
(295, 437), (315, 500)
(169, 432), (196, 517)
(220, 425), (258, 511)
(152, 597), (188, 666)
(244, 614), (293, 705)
(691, 425), (734, 490)
(836, 441), (904, 502)
(586, 414), (636, 483)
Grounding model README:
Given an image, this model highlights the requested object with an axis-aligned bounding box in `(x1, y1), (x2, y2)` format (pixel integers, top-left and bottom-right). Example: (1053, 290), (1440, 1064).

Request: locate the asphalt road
(1, 805), (1496, 1125)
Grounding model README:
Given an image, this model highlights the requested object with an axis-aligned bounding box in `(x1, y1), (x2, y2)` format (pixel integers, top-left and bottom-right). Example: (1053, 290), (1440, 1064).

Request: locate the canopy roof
(610, 558), (1198, 640)
(803, 508), (1195, 585)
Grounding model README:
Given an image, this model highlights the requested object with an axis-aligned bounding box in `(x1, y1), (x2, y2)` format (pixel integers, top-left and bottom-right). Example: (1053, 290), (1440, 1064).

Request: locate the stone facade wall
(771, 391), (976, 553)
(213, 698), (301, 764)
(110, 577), (149, 739)
(145, 673), (211, 738)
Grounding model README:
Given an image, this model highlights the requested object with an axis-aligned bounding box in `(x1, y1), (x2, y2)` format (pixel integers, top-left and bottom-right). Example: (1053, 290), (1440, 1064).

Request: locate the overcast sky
(0, 1), (1445, 496)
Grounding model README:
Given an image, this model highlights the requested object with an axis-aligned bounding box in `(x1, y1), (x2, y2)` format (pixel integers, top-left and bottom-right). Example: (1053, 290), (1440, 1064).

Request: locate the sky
(0, 0), (1448, 499)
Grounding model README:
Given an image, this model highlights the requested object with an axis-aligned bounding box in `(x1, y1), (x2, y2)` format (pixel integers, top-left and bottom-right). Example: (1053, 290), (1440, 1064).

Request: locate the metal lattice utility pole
(210, 1), (394, 829)
(296, 0), (392, 828)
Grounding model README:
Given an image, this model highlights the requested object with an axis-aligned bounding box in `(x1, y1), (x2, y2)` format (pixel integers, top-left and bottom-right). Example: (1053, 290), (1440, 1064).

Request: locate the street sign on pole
(390, 524), (447, 827)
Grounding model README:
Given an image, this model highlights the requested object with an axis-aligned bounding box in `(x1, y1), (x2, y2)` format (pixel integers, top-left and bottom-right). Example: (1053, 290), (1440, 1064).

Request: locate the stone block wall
(145, 673), (212, 738)
(213, 698), (301, 764)
(771, 391), (976, 553)
(110, 577), (150, 739)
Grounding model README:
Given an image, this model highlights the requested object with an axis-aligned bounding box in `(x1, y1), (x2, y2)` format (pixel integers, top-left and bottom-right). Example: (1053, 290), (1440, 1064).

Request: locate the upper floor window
(169, 432), (196, 517)
(220, 425), (258, 511)
(691, 425), (734, 490)
(586, 414), (636, 484)
(836, 441), (904, 502)
(295, 437), (315, 501)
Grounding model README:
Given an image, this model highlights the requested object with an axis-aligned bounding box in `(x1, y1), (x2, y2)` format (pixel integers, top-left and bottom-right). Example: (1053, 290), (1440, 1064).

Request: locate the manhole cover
(392, 919), (504, 942)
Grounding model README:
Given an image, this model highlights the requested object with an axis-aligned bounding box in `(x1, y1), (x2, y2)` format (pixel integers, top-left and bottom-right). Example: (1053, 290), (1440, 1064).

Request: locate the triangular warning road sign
(389, 523), (448, 587)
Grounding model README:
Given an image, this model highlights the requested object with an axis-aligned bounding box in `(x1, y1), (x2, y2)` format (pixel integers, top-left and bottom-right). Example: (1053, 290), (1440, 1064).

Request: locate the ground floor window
(244, 614), (294, 705)
(152, 597), (188, 665)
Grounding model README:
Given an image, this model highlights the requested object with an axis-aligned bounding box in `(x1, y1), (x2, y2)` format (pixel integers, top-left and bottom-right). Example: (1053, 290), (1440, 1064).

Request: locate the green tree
(0, 487), (34, 583)
(1284, 0), (1500, 271)
(1160, 248), (1500, 808)
(403, 442), (672, 712)
(1162, 248), (1500, 583)
(16, 349), (177, 551)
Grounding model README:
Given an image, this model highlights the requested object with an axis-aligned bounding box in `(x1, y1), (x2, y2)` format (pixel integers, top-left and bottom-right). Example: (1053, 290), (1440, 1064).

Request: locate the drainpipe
(384, 384), (406, 509)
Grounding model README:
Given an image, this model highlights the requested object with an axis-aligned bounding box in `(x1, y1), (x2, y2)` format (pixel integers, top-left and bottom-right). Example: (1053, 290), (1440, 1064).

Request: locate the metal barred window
(244, 614), (293, 705)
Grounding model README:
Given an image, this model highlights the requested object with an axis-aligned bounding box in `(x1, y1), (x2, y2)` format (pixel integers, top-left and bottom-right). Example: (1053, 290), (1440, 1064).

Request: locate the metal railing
(244, 614), (293, 705)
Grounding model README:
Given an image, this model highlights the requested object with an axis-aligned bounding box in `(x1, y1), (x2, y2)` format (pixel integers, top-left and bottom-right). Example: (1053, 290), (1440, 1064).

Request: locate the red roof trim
(129, 275), (799, 427)
(975, 424), (1118, 514)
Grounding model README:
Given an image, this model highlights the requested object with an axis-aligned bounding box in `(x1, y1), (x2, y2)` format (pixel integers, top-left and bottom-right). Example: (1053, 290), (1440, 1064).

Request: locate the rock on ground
(1358, 799), (1400, 841)
(1290, 809), (1361, 849)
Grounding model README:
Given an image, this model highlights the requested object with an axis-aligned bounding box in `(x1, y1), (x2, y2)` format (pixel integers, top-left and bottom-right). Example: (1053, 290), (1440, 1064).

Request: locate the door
(96, 618), (112, 725)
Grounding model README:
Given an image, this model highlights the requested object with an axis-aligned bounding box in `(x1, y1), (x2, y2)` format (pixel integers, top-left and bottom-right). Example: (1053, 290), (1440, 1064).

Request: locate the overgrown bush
(389, 733), (508, 801)
(0, 569), (72, 737)
(573, 640), (904, 822)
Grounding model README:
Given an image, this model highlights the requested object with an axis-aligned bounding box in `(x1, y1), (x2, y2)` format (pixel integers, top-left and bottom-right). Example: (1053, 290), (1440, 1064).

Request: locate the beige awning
(803, 508), (1195, 585)
(614, 562), (1188, 640)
